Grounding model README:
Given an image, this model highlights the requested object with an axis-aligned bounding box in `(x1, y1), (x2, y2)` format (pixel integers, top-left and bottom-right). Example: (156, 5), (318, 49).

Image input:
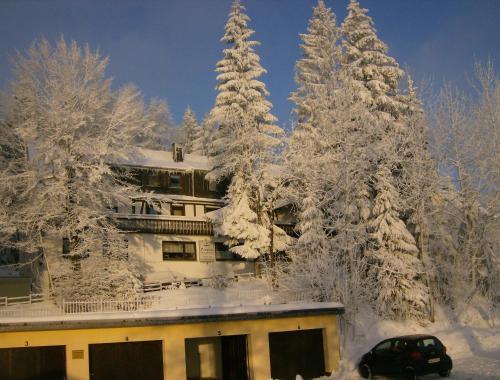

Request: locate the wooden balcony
(115, 215), (297, 237)
(115, 215), (213, 235)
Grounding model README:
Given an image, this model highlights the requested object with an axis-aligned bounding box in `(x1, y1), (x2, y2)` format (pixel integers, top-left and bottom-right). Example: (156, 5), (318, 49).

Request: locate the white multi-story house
(112, 145), (257, 285)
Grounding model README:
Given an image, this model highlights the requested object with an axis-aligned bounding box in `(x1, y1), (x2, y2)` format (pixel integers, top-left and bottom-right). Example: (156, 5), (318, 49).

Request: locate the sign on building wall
(199, 240), (216, 262)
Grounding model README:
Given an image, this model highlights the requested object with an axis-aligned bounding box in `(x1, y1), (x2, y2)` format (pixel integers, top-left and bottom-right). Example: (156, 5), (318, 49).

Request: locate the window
(131, 201), (142, 214)
(215, 242), (244, 261)
(204, 178), (218, 192)
(208, 179), (217, 192)
(145, 202), (161, 215)
(162, 241), (196, 260)
(169, 174), (182, 189)
(374, 341), (392, 353)
(171, 204), (185, 216)
(393, 339), (407, 353)
(62, 238), (70, 255)
(122, 239), (129, 260)
(144, 171), (165, 188)
(417, 338), (441, 351)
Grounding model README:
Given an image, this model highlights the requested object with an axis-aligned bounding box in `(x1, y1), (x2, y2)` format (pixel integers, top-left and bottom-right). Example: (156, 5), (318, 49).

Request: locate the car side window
(393, 339), (407, 352)
(374, 340), (392, 353)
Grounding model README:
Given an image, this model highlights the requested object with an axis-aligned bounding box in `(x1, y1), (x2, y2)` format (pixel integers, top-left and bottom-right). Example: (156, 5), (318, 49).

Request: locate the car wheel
(439, 369), (451, 377)
(404, 367), (417, 380)
(360, 364), (372, 379)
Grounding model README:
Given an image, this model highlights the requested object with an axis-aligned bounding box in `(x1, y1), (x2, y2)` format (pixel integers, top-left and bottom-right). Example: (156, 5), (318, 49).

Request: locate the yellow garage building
(0, 302), (344, 380)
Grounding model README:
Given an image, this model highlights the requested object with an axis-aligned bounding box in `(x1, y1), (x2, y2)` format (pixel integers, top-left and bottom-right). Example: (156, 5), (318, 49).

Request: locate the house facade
(111, 146), (256, 285)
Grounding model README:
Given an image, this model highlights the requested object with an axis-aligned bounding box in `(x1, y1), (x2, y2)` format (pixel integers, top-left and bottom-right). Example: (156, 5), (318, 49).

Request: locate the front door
(221, 335), (249, 380)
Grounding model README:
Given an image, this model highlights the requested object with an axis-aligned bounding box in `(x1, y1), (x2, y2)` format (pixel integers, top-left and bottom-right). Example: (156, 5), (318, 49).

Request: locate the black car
(358, 334), (452, 380)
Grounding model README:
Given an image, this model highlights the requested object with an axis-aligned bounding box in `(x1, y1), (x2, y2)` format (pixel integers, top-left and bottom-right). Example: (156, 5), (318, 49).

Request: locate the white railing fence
(61, 295), (159, 314)
(0, 287), (321, 319)
(1, 293), (46, 307)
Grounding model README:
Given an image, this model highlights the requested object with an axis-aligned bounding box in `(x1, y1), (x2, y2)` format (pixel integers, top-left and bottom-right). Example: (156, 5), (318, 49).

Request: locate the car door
(371, 339), (395, 376)
(387, 339), (407, 377)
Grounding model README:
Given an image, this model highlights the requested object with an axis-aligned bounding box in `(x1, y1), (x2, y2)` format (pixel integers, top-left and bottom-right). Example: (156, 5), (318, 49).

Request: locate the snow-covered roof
(0, 302), (344, 331)
(113, 147), (212, 171)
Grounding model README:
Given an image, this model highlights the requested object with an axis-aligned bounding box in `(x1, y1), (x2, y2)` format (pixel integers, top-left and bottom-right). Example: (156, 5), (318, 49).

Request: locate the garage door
(269, 329), (325, 380)
(89, 340), (163, 380)
(0, 345), (66, 380)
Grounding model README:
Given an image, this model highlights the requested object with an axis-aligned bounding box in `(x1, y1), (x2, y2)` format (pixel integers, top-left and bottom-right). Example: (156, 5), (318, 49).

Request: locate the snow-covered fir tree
(280, 75), (375, 322)
(207, 0), (288, 260)
(191, 113), (215, 156)
(290, 0), (342, 125)
(342, 0), (405, 122)
(286, 0), (342, 206)
(180, 106), (198, 153)
(136, 98), (177, 150)
(367, 167), (428, 320)
(0, 38), (142, 299)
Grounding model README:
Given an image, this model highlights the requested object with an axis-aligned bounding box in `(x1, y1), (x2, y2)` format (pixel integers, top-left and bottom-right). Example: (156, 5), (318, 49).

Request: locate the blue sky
(0, 0), (499, 128)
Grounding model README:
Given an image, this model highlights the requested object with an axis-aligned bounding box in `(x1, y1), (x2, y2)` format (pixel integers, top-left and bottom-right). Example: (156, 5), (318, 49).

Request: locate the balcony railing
(114, 214), (297, 237)
(115, 214), (214, 235)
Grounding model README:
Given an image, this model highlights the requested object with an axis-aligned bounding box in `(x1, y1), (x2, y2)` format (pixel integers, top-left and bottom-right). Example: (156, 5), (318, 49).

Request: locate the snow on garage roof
(0, 302), (345, 331)
(113, 147), (212, 171)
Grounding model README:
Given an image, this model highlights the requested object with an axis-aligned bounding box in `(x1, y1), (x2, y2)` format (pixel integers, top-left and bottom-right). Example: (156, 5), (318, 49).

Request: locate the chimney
(172, 143), (184, 162)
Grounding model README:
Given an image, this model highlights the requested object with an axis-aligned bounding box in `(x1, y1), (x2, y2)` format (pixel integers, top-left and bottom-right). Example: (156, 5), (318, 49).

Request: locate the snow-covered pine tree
(0, 38), (142, 299)
(286, 0), (343, 213)
(192, 113), (215, 156)
(181, 106), (198, 153)
(367, 166), (428, 320)
(209, 0), (282, 179)
(341, 1), (435, 321)
(280, 76), (375, 323)
(135, 97), (177, 150)
(342, 0), (405, 122)
(396, 75), (442, 320)
(290, 0), (342, 125)
(206, 0), (288, 260)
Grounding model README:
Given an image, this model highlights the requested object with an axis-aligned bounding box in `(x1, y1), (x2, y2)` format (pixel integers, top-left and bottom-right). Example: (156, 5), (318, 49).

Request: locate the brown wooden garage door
(269, 329), (325, 380)
(89, 340), (163, 380)
(0, 345), (66, 380)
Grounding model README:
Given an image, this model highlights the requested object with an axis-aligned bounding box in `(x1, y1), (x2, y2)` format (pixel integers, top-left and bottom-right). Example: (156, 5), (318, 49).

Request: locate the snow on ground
(320, 304), (500, 380)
